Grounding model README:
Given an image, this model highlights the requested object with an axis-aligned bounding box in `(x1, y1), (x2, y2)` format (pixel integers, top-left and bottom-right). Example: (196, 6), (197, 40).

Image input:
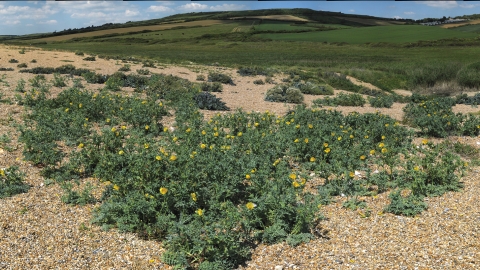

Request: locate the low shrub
(82, 72), (109, 84)
(118, 64), (131, 72)
(30, 59), (37, 63)
(196, 74), (205, 81)
(194, 92), (229, 110)
(52, 73), (67, 88)
(136, 69), (150, 75)
(9, 59), (18, 63)
(265, 84), (304, 104)
(253, 79), (265, 85)
(75, 51), (84, 56)
(83, 56), (96, 61)
(17, 63), (27, 68)
(208, 72), (235, 85)
(0, 166), (30, 199)
(237, 66), (275, 77)
(292, 81), (334, 95)
(369, 95), (395, 108)
(313, 92), (366, 107)
(319, 72), (362, 92)
(0, 68), (14, 71)
(200, 82), (223, 92)
(142, 59), (156, 68)
(456, 93), (480, 106)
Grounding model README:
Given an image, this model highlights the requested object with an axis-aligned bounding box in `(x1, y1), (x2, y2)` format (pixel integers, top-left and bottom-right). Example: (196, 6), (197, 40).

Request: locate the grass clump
(292, 81), (334, 95)
(136, 69), (150, 75)
(8, 59), (18, 63)
(265, 84), (304, 104)
(17, 63), (27, 68)
(118, 64), (131, 72)
(237, 66), (275, 77)
(75, 51), (84, 56)
(319, 72), (362, 92)
(0, 67), (14, 71)
(0, 166), (30, 199)
(196, 74), (206, 81)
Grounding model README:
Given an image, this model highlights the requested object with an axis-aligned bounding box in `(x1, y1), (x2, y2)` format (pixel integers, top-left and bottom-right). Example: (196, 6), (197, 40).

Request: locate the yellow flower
(200, 143), (206, 149)
(413, 166), (419, 171)
(324, 148), (331, 153)
(337, 136), (342, 141)
(209, 145), (214, 150)
(292, 181), (300, 188)
(0, 169), (5, 177)
(172, 137), (178, 142)
(169, 155), (177, 161)
(78, 103), (82, 108)
(350, 134), (354, 139)
(370, 150), (375, 155)
(308, 124), (313, 129)
(381, 135), (386, 140)
(245, 174), (251, 180)
(237, 132), (243, 137)
(381, 148), (387, 154)
(155, 155), (162, 161)
(106, 118), (111, 123)
(422, 139), (428, 145)
(294, 138), (299, 143)
(214, 132), (219, 137)
(201, 130), (206, 135)
(121, 125), (126, 130)
(323, 142), (329, 148)
(196, 209), (203, 216)
(254, 122), (259, 127)
(191, 193), (197, 202)
(65, 108), (69, 112)
(78, 143), (84, 148)
(163, 127), (168, 132)
(113, 184), (120, 191)
(251, 168), (256, 173)
(349, 172), (355, 178)
(111, 127), (117, 132)
(246, 202), (256, 210)
(289, 173), (296, 180)
(186, 128), (191, 133)
(145, 125), (149, 130)
(159, 187), (168, 195)
(304, 138), (309, 143)
(378, 142), (385, 148)
(310, 157), (316, 162)
(286, 121), (291, 125)
(360, 155), (366, 160)
(295, 124), (300, 129)
(385, 123), (389, 127)
(364, 135), (369, 139)
(144, 143), (149, 149)
(118, 150), (124, 155)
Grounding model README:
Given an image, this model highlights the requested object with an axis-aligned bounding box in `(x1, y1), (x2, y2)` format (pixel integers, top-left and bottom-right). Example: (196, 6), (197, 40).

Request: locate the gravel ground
(0, 45), (479, 269)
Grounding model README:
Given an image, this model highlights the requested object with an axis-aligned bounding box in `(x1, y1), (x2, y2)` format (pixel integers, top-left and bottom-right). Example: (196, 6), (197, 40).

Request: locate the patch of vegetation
(75, 51), (84, 56)
(30, 59), (37, 63)
(313, 92), (366, 107)
(17, 63), (27, 68)
(319, 72), (362, 92)
(8, 59), (18, 63)
(368, 95), (395, 108)
(51, 73), (67, 88)
(118, 64), (131, 72)
(200, 82), (223, 92)
(0, 67), (14, 71)
(83, 56), (96, 61)
(265, 84), (304, 104)
(253, 79), (265, 85)
(292, 81), (334, 95)
(194, 91), (229, 110)
(0, 166), (30, 199)
(208, 72), (235, 85)
(237, 66), (275, 77)
(136, 69), (150, 75)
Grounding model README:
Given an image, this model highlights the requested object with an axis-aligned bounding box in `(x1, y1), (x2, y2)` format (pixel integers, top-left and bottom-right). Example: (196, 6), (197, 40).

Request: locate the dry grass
(440, 19), (480, 28)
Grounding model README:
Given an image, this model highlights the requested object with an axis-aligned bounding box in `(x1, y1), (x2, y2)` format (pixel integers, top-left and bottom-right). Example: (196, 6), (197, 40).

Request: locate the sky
(2, 1), (480, 35)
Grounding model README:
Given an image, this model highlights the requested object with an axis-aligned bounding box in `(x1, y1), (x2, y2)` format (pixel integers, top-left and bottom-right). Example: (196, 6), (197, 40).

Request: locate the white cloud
(348, 9), (355, 13)
(209, 4), (246, 11)
(125, 9), (139, 17)
(404, 11), (415, 15)
(177, 3), (208, 12)
(459, 3), (479, 9)
(147, 5), (174, 13)
(417, 1), (458, 9)
(39, 20), (57, 25)
(71, 12), (107, 19)
(2, 20), (21, 25)
(393, 16), (402, 19)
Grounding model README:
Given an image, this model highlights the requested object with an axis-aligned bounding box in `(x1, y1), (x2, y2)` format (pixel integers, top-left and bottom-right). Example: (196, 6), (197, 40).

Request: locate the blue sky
(2, 1), (480, 35)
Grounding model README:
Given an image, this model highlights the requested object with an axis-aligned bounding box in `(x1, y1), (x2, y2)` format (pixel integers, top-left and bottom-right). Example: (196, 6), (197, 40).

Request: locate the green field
(449, 23), (480, 33)
(259, 25), (478, 44)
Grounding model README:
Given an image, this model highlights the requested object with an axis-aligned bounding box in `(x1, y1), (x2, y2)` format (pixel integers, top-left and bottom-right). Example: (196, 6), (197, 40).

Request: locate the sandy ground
(0, 44), (479, 269)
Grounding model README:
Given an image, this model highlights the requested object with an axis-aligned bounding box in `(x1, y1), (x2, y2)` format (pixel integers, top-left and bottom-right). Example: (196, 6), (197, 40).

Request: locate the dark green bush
(8, 59), (18, 63)
(237, 66), (275, 77)
(17, 63), (27, 68)
(0, 67), (14, 71)
(142, 59), (156, 68)
(83, 56), (96, 61)
(136, 69), (150, 75)
(118, 64), (131, 72)
(292, 81), (334, 95)
(82, 72), (109, 84)
(456, 62), (480, 88)
(253, 79), (265, 85)
(75, 51), (84, 56)
(265, 85), (304, 104)
(194, 92), (229, 110)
